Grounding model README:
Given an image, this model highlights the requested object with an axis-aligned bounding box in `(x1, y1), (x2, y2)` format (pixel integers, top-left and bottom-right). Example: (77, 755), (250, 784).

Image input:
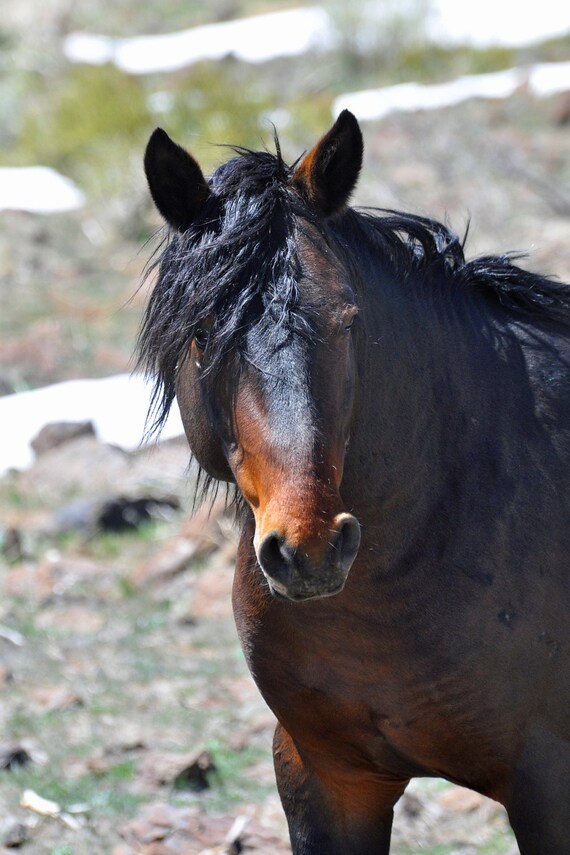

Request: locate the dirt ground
(2, 92), (570, 853)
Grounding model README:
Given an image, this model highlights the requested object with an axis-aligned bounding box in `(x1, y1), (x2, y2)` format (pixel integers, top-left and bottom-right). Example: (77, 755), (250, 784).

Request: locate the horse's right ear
(144, 128), (210, 232)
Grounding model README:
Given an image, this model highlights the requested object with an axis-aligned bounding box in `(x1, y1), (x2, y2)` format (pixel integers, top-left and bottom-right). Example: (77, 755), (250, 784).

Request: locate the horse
(139, 110), (570, 854)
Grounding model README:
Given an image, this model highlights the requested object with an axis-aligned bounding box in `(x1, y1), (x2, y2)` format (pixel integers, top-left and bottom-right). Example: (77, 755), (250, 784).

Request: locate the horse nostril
(257, 516), (360, 597)
(257, 532), (293, 584)
(332, 514), (361, 573)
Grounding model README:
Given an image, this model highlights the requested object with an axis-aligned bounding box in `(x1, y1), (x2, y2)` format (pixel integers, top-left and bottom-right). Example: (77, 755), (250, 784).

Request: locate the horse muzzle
(255, 513), (361, 601)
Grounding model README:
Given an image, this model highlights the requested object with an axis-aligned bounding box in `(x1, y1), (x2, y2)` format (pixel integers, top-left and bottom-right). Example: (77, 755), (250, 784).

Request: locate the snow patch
(333, 62), (570, 122)
(427, 0), (570, 47)
(0, 375), (184, 476)
(0, 167), (85, 214)
(64, 7), (330, 75)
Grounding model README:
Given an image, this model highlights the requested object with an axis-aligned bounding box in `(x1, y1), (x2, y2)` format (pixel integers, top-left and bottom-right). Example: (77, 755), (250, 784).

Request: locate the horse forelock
(137, 149), (311, 439)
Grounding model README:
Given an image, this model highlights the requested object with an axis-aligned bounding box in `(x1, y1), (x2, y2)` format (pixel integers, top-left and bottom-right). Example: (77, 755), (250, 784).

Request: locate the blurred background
(0, 1), (569, 852)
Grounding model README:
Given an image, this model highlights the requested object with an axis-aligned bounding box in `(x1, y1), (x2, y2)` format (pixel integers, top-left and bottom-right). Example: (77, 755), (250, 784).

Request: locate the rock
(53, 498), (102, 533)
(54, 494), (179, 534)
(173, 751), (217, 793)
(0, 746), (32, 771)
(31, 420), (96, 455)
(12, 435), (192, 526)
(138, 750), (217, 792)
(2, 823), (28, 848)
(97, 496), (179, 532)
(20, 436), (131, 498)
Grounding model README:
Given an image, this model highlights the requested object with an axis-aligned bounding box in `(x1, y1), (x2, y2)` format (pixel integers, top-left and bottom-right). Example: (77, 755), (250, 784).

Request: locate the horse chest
(233, 523), (569, 792)
(242, 592), (517, 787)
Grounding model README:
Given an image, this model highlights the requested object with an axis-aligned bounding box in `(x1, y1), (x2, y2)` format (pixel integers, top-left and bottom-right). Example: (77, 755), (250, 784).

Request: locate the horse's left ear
(292, 110), (363, 217)
(144, 128), (210, 232)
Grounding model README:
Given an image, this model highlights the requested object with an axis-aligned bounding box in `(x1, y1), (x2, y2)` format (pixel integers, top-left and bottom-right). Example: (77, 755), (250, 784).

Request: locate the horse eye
(194, 327), (209, 351)
(343, 310), (358, 332)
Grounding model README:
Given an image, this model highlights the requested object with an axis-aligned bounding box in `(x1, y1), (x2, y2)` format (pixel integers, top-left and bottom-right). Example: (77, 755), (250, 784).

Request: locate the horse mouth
(266, 576), (347, 602)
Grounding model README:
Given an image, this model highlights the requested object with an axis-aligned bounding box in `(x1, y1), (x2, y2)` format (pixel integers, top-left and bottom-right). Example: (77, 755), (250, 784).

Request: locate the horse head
(142, 112), (363, 600)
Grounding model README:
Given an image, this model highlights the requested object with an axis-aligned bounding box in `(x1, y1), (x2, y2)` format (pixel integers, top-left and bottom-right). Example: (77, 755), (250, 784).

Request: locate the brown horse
(139, 111), (570, 854)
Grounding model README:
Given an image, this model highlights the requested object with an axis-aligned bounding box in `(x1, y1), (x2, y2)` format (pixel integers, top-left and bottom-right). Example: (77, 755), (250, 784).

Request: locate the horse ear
(144, 128), (210, 232)
(292, 110), (363, 217)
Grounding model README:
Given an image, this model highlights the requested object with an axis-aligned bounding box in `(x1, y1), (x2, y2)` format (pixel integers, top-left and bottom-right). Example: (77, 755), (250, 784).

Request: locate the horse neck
(340, 236), (519, 549)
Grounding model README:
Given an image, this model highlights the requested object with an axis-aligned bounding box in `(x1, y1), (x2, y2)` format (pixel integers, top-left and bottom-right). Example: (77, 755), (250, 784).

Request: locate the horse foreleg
(273, 723), (408, 855)
(504, 725), (570, 855)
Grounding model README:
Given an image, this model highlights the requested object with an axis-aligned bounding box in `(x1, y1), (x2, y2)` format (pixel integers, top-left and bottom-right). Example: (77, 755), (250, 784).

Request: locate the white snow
(63, 3), (570, 76)
(529, 62), (570, 97)
(0, 167), (85, 214)
(64, 7), (330, 75)
(427, 0), (570, 47)
(333, 61), (570, 122)
(0, 374), (184, 476)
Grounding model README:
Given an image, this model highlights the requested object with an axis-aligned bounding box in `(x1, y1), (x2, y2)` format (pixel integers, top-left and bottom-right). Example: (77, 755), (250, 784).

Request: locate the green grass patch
(4, 762), (144, 818)
(15, 65), (150, 189)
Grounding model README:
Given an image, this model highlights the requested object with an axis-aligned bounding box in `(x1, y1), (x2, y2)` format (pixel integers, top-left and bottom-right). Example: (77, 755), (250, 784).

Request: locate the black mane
(138, 146), (570, 437)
